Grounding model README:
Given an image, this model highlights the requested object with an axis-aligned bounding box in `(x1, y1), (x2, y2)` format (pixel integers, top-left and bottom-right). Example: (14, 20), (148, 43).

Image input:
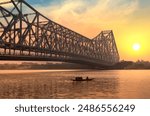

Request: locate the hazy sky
(25, 0), (150, 61)
(1, 0), (150, 61)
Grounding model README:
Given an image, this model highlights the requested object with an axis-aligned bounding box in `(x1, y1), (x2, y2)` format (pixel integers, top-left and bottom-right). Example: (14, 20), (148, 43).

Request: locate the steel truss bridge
(0, 0), (119, 67)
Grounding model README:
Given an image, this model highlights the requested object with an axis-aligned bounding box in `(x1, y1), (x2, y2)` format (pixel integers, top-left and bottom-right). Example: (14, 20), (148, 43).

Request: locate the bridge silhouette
(0, 0), (119, 67)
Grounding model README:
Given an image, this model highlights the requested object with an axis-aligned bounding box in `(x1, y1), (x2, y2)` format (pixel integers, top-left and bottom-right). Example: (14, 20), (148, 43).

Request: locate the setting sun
(133, 43), (141, 51)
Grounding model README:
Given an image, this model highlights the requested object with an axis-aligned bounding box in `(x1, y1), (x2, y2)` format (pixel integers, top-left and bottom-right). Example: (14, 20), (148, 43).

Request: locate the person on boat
(86, 76), (89, 80)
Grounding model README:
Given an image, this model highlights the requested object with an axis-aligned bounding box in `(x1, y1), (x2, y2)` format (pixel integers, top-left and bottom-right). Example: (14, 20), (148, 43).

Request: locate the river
(0, 70), (150, 99)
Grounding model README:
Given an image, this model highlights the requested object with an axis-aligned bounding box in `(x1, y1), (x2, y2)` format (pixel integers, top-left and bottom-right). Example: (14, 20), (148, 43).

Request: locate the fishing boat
(72, 77), (94, 81)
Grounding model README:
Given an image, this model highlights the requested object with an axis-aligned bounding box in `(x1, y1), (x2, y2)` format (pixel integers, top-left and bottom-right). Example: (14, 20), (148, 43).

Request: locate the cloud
(26, 0), (52, 6)
(0, 0), (12, 7)
(0, 0), (24, 9)
(32, 0), (139, 38)
(0, 0), (8, 3)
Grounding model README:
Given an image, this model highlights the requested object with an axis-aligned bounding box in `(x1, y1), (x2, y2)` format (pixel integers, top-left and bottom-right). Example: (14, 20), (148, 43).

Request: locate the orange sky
(32, 0), (150, 61)
(1, 0), (150, 62)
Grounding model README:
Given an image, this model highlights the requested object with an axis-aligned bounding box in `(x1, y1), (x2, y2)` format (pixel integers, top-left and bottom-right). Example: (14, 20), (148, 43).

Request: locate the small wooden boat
(72, 77), (94, 81)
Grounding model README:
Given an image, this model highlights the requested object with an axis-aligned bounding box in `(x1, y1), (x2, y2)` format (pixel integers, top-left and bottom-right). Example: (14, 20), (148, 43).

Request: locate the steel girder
(0, 0), (119, 66)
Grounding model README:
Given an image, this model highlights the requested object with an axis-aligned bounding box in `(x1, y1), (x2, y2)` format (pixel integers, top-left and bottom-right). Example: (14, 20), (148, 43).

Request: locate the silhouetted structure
(0, 0), (119, 67)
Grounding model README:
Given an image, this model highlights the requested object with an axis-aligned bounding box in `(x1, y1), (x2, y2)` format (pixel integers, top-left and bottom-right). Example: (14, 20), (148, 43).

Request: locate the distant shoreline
(0, 60), (150, 70)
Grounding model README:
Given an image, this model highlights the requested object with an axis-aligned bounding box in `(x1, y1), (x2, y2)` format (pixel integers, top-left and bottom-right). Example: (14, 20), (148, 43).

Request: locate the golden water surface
(0, 70), (150, 99)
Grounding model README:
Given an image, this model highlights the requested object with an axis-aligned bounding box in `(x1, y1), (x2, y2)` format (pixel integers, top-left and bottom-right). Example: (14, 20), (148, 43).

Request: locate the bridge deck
(0, 0), (119, 67)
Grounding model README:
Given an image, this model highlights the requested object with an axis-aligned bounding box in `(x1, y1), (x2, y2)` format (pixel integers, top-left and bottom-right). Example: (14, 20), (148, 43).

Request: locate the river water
(0, 70), (150, 99)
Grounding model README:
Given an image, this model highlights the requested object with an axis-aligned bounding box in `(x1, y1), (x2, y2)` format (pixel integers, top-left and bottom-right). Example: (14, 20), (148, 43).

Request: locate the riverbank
(0, 60), (150, 70)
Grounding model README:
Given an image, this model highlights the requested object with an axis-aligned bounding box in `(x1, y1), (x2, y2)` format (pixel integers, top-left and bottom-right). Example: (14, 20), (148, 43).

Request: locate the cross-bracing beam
(0, 0), (119, 66)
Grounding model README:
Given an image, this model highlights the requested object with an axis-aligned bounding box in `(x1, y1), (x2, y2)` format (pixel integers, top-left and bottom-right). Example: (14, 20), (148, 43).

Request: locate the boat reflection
(71, 77), (119, 98)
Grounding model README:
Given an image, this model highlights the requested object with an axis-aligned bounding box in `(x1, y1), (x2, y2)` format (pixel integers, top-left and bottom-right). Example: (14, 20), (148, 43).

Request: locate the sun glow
(132, 43), (141, 51)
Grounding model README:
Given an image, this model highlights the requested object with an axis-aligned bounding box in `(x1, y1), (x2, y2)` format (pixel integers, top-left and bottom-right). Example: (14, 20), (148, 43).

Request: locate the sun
(132, 43), (141, 51)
